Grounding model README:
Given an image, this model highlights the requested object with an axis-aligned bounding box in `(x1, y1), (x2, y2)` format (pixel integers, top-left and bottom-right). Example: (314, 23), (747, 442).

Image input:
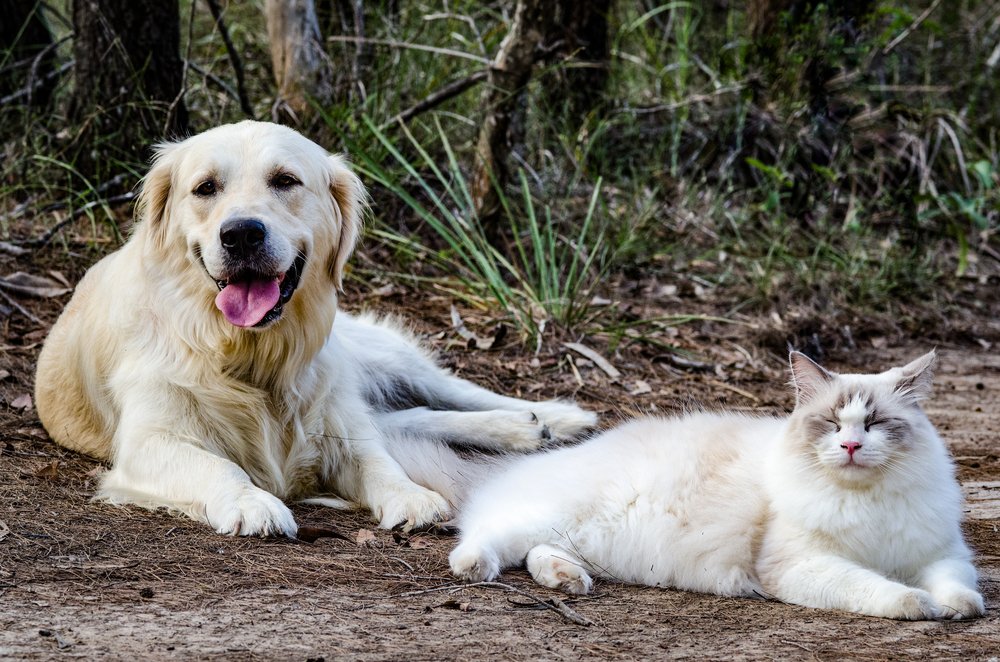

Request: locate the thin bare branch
(397, 580), (593, 626)
(16, 193), (136, 249)
(381, 70), (487, 130)
(0, 288), (43, 325)
(326, 35), (491, 65)
(0, 61), (72, 106)
(204, 0), (255, 118)
(882, 0), (942, 55)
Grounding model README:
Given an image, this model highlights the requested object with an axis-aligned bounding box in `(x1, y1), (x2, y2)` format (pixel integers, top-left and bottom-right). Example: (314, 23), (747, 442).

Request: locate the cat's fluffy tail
(386, 437), (507, 509)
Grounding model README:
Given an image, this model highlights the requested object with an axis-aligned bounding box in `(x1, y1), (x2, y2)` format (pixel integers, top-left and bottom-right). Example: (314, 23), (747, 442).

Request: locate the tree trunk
(472, 0), (554, 234)
(71, 0), (187, 141)
(1, 0), (57, 108)
(317, 0), (399, 103)
(545, 0), (612, 120)
(266, 0), (333, 125)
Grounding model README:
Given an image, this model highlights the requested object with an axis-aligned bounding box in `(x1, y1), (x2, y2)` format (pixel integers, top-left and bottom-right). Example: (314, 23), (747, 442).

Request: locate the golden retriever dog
(35, 121), (595, 537)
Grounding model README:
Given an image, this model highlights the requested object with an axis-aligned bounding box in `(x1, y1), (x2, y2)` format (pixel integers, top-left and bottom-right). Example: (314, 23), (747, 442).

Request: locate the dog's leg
(414, 374), (597, 441)
(374, 407), (554, 452)
(342, 314), (597, 439)
(100, 430), (298, 537)
(95, 382), (296, 536)
(326, 413), (451, 531)
(419, 374), (597, 435)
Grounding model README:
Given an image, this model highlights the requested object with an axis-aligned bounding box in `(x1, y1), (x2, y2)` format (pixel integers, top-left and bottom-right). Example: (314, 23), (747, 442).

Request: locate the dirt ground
(2, 244), (1000, 660)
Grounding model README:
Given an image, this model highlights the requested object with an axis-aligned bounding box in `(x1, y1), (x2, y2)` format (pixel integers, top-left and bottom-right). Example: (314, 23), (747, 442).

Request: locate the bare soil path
(1, 267), (999, 660)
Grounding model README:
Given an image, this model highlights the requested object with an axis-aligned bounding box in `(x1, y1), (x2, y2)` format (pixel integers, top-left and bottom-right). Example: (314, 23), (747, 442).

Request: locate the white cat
(449, 351), (985, 620)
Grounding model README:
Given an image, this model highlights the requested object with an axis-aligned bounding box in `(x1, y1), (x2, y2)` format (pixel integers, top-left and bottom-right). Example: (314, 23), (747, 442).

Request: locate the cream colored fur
(35, 121), (595, 537)
(450, 352), (985, 620)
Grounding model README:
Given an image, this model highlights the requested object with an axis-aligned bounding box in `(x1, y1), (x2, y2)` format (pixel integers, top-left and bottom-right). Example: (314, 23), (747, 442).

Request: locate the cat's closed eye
(865, 410), (890, 432)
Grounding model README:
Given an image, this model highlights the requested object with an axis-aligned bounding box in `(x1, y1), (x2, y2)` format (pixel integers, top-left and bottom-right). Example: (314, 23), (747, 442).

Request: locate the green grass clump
(343, 115), (613, 345)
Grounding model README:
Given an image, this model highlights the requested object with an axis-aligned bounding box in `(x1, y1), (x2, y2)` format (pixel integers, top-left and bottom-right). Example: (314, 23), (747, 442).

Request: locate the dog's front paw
(206, 485), (298, 537)
(372, 482), (450, 532)
(530, 400), (597, 441)
(449, 542), (501, 583)
(491, 410), (559, 452)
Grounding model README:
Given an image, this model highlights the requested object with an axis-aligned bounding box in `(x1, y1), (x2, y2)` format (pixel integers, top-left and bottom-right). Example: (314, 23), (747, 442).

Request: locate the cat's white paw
(877, 587), (939, 620)
(206, 485), (297, 537)
(372, 482), (450, 531)
(449, 542), (501, 582)
(932, 587), (985, 620)
(531, 401), (598, 441)
(527, 544), (593, 595)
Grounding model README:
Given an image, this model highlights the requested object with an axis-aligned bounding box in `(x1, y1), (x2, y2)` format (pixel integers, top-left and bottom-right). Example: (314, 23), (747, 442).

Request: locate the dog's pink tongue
(215, 279), (281, 327)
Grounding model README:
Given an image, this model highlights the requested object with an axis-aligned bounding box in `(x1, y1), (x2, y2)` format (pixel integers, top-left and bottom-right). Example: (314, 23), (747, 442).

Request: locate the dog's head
(135, 121), (365, 329)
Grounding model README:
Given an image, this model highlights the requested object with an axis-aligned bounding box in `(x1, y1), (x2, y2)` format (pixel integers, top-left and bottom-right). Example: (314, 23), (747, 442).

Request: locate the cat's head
(785, 350), (938, 485)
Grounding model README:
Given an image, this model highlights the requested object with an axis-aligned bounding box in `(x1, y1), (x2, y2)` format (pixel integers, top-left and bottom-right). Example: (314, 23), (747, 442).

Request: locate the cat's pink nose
(841, 441), (862, 457)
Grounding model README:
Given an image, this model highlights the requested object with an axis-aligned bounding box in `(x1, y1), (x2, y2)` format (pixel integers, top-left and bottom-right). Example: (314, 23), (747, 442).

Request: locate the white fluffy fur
(35, 121), (595, 537)
(450, 351), (985, 620)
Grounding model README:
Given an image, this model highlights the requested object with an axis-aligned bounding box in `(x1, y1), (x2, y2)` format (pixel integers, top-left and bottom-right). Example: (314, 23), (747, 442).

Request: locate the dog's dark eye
(271, 173), (301, 190)
(194, 180), (217, 197)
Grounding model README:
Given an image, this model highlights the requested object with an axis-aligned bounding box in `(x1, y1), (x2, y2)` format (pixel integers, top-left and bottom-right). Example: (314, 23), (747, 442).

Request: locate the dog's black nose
(220, 218), (267, 257)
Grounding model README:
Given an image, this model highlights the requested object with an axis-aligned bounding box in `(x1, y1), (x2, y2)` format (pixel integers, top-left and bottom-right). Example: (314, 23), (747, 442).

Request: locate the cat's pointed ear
(893, 350), (936, 403)
(789, 351), (834, 405)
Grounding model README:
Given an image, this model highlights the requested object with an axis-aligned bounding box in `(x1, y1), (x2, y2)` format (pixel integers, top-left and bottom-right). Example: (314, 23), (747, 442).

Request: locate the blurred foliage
(1, 0), (997, 338)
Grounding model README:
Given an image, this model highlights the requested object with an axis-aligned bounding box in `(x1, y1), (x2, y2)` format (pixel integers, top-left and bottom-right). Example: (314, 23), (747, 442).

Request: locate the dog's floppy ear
(327, 154), (368, 290)
(135, 140), (181, 250)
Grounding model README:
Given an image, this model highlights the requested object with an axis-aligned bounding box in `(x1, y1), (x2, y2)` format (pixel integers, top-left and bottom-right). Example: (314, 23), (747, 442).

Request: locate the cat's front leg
(526, 543), (594, 595)
(918, 557), (985, 620)
(763, 554), (940, 620)
(449, 540), (502, 582)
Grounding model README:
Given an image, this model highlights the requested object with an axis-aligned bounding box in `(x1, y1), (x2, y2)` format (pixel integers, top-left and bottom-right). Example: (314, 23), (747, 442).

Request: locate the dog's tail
(385, 437), (508, 510)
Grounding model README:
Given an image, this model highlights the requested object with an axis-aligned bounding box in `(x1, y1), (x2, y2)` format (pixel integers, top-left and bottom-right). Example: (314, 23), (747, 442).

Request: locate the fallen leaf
(629, 380), (652, 395)
(34, 460), (59, 479)
(371, 283), (394, 297)
(47, 271), (72, 288)
(659, 353), (715, 372)
(0, 370), (10, 381)
(355, 528), (377, 546)
(10, 394), (32, 410)
(0, 520), (10, 542)
(21, 329), (48, 344)
(450, 305), (494, 350)
(0, 242), (28, 257)
(563, 342), (621, 380)
(0, 272), (72, 298)
(405, 536), (433, 550)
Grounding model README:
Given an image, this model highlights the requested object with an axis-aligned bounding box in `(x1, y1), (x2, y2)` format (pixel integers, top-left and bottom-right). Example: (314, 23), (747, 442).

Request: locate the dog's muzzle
(199, 218), (307, 328)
